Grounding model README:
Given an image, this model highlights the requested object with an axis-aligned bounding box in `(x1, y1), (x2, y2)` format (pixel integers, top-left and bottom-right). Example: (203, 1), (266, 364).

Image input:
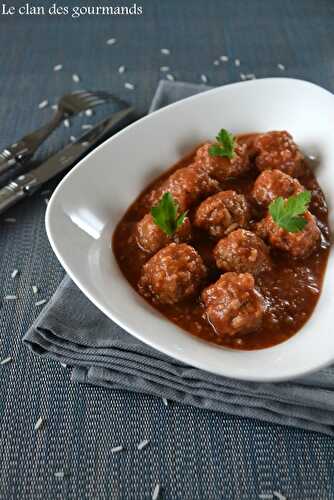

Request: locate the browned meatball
(202, 272), (265, 337)
(195, 140), (250, 182)
(136, 213), (192, 254)
(256, 211), (320, 258)
(214, 229), (271, 275)
(147, 163), (219, 211)
(252, 169), (304, 207)
(194, 191), (250, 238)
(254, 131), (304, 177)
(138, 243), (206, 304)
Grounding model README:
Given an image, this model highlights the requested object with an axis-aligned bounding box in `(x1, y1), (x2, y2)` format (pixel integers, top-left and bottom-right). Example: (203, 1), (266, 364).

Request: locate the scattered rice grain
(82, 124), (93, 130)
(4, 295), (17, 300)
(81, 141), (90, 147)
(60, 363), (67, 368)
(34, 417), (44, 431)
(35, 299), (47, 307)
(0, 356), (12, 365)
(54, 471), (65, 479)
(245, 73), (256, 79)
(137, 439), (150, 450)
(72, 74), (80, 83)
(273, 493), (286, 500)
(118, 65), (126, 74)
(162, 398), (168, 406)
(200, 74), (208, 83)
(160, 48), (170, 55)
(220, 55), (229, 62)
(44, 198), (49, 206)
(38, 100), (48, 109)
(32, 286), (38, 295)
(124, 82), (135, 90)
(166, 74), (175, 81)
(111, 445), (123, 453)
(11, 269), (19, 279)
(51, 104), (58, 111)
(277, 63), (285, 71)
(160, 66), (170, 72)
(240, 73), (246, 80)
(106, 38), (116, 45)
(53, 64), (63, 72)
(85, 109), (93, 117)
(235, 58), (240, 66)
(213, 60), (220, 66)
(70, 136), (77, 143)
(152, 483), (160, 500)
(64, 119), (70, 128)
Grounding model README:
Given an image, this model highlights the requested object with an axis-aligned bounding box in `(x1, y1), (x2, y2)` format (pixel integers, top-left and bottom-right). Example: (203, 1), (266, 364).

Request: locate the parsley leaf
(209, 129), (236, 159)
(151, 192), (188, 236)
(268, 191), (312, 233)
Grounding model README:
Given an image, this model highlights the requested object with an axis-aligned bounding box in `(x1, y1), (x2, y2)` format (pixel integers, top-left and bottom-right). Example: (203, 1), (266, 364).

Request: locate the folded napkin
(24, 81), (334, 436)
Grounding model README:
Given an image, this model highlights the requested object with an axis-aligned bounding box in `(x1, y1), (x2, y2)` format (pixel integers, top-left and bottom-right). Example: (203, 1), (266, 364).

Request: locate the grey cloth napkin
(24, 81), (334, 436)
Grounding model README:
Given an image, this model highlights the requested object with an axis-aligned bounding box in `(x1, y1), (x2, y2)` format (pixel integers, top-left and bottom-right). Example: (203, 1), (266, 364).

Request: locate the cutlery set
(0, 91), (133, 214)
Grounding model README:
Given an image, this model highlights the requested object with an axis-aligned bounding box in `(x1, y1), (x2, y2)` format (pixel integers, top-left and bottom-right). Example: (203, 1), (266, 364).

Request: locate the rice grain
(35, 299), (47, 307)
(137, 439), (150, 450)
(38, 100), (48, 109)
(34, 417), (44, 431)
(106, 38), (116, 45)
(0, 356), (12, 365)
(152, 483), (160, 500)
(111, 445), (123, 453)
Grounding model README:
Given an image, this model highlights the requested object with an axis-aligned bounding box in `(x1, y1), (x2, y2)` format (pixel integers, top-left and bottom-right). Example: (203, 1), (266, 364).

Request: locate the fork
(0, 90), (127, 177)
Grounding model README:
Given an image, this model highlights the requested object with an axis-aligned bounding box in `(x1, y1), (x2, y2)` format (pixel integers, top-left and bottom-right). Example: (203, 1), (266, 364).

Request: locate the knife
(0, 107), (133, 215)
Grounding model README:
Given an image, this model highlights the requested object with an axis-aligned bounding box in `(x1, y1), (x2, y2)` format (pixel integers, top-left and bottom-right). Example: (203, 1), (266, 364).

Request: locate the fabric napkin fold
(24, 80), (334, 436)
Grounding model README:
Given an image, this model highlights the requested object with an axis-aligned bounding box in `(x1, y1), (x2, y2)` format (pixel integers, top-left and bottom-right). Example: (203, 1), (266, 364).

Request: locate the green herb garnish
(209, 129), (236, 159)
(268, 191), (312, 233)
(151, 192), (187, 236)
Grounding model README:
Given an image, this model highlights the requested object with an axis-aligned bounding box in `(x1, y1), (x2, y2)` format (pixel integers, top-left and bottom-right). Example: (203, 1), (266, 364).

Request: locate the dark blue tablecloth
(1, 1), (334, 498)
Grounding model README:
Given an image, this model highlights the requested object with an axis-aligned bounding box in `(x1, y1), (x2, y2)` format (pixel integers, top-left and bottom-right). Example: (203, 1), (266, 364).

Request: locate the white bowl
(46, 78), (334, 382)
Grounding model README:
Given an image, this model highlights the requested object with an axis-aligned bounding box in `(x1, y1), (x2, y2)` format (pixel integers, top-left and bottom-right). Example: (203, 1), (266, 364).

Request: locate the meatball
(147, 163), (219, 211)
(256, 211), (321, 258)
(136, 213), (192, 254)
(202, 272), (265, 337)
(252, 169), (304, 207)
(138, 243), (206, 304)
(195, 140), (250, 182)
(254, 131), (304, 177)
(214, 229), (271, 275)
(194, 190), (250, 238)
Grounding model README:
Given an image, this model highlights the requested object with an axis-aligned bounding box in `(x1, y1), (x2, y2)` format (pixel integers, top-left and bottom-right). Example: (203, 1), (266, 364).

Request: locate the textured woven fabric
(1, 1), (334, 498)
(24, 80), (334, 436)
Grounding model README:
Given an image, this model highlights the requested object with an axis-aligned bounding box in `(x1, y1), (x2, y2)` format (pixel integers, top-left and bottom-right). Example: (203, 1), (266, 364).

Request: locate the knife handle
(0, 175), (37, 215)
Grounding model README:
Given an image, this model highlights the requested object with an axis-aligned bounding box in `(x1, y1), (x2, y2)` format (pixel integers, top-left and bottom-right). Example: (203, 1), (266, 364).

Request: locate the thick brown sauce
(113, 135), (330, 350)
